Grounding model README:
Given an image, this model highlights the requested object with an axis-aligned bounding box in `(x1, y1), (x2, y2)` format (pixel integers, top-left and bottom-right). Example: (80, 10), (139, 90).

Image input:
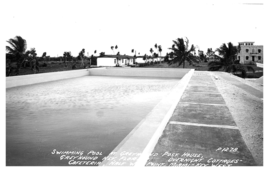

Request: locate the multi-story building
(237, 42), (263, 64)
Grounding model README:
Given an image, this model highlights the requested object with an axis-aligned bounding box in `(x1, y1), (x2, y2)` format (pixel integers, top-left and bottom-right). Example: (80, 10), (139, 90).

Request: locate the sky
(2, 0), (265, 57)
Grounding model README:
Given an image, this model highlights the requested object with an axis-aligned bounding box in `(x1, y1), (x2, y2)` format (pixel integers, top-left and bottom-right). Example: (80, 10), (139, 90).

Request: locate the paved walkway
(145, 71), (257, 166)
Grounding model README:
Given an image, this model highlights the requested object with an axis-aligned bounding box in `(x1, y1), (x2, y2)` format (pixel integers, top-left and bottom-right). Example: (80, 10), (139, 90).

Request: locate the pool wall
(89, 67), (191, 78)
(6, 68), (192, 88)
(6, 69), (90, 88)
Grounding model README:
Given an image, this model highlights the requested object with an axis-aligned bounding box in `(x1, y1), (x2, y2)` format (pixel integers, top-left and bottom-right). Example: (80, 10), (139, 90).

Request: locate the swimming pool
(6, 68), (193, 166)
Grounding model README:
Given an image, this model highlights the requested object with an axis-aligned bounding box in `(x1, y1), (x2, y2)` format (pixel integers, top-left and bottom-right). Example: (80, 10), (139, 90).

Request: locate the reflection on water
(6, 76), (179, 166)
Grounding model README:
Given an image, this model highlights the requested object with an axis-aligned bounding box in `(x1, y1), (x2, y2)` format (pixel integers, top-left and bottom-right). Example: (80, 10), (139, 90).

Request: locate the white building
(237, 42), (263, 64)
(135, 56), (146, 64)
(134, 56), (164, 64)
(97, 55), (134, 67)
(208, 55), (221, 62)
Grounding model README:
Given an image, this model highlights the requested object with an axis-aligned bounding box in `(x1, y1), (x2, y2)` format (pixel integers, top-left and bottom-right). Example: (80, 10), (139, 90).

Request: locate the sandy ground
(212, 72), (263, 165)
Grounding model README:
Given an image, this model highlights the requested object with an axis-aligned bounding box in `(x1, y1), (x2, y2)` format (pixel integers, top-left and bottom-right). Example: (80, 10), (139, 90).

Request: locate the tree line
(6, 36), (255, 78)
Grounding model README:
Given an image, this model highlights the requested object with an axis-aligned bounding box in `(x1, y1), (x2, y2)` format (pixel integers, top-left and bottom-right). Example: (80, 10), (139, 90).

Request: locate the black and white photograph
(2, 0), (265, 167)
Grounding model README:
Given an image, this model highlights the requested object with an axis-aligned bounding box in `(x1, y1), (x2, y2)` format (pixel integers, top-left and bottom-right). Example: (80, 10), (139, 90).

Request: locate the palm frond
(187, 53), (199, 64)
(6, 46), (16, 54)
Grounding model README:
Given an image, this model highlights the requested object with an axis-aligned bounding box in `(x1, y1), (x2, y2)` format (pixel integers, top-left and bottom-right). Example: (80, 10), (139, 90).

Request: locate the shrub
(41, 63), (48, 67)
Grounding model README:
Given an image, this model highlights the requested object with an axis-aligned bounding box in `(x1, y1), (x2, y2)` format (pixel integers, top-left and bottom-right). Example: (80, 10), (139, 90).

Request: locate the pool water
(6, 76), (179, 166)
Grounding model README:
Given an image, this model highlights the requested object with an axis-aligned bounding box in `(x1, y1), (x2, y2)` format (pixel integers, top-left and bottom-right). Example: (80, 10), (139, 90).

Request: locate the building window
(246, 49), (249, 53)
(122, 59), (124, 63)
(246, 56), (249, 60)
(258, 56), (261, 60)
(114, 59), (116, 64)
(258, 49), (262, 53)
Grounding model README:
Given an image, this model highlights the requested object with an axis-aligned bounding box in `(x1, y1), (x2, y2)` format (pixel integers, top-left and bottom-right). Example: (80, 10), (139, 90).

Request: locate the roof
(97, 55), (134, 59)
(135, 56), (165, 58)
(239, 41), (254, 43)
(98, 55), (165, 59)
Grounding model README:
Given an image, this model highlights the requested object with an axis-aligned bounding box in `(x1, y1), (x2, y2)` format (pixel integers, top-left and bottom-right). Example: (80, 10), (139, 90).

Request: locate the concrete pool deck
(143, 71), (262, 166)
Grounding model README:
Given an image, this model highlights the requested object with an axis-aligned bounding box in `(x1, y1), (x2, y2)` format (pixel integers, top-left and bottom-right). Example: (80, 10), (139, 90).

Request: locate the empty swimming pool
(6, 75), (181, 166)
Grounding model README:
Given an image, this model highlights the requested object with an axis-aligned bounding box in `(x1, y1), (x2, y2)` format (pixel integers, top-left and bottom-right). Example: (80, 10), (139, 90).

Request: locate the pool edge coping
(134, 69), (195, 167)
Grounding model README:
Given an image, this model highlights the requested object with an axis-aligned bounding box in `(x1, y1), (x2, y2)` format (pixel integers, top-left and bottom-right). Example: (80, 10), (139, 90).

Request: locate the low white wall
(97, 58), (117, 67)
(6, 69), (90, 88)
(6, 68), (192, 88)
(135, 58), (146, 63)
(89, 68), (191, 78)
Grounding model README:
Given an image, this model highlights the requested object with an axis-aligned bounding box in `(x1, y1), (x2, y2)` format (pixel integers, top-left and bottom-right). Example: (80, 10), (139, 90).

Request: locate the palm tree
(63, 52), (68, 67)
(66, 52), (73, 62)
(111, 46), (114, 54)
(168, 37), (198, 68)
(208, 42), (254, 78)
(41, 52), (47, 64)
(143, 54), (147, 63)
(153, 52), (159, 64)
(150, 48), (153, 55)
(100, 52), (105, 57)
(158, 45), (162, 63)
(6, 36), (28, 75)
(149, 48), (154, 65)
(78, 48), (85, 68)
(199, 53), (207, 62)
(29, 48), (39, 73)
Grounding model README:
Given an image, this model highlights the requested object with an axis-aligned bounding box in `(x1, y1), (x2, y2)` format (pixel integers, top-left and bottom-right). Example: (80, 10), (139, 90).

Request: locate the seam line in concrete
(184, 91), (221, 94)
(169, 121), (239, 130)
(178, 102), (226, 106)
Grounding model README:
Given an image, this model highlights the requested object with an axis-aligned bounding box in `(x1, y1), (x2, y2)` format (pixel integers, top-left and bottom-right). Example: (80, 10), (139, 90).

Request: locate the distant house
(135, 56), (147, 64)
(134, 55), (164, 64)
(97, 55), (134, 67)
(208, 55), (221, 62)
(237, 42), (263, 64)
